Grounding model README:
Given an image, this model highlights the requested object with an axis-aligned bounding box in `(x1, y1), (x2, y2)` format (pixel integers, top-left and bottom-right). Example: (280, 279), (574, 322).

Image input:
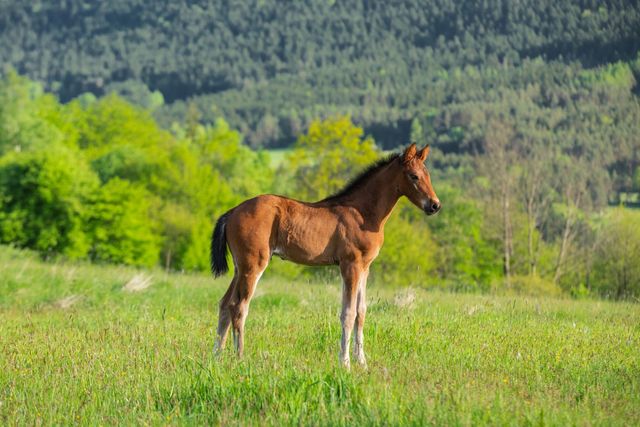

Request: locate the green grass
(0, 246), (638, 425)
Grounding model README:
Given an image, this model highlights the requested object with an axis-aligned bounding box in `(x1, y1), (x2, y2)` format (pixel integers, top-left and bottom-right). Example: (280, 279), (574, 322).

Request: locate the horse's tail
(211, 211), (231, 277)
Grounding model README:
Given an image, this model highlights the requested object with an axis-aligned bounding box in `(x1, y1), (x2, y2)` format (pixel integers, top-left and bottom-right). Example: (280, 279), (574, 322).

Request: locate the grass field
(0, 246), (639, 426)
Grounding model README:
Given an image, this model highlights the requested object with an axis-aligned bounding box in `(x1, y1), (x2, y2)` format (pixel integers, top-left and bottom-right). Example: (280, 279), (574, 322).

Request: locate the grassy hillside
(1, 245), (638, 425)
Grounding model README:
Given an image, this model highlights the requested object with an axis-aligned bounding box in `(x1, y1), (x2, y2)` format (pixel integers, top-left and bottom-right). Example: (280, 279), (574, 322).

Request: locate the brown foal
(210, 143), (440, 368)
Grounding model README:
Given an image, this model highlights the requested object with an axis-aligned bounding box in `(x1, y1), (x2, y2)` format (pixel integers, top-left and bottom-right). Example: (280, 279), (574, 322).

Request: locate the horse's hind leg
(213, 273), (237, 353)
(229, 251), (269, 357)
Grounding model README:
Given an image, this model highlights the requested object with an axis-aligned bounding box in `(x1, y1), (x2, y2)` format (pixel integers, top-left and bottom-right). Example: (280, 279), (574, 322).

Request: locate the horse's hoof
(340, 358), (351, 370)
(213, 342), (224, 357)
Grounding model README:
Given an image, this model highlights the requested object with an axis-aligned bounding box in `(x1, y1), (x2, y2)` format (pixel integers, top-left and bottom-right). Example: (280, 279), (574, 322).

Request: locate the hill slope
(1, 0), (639, 147)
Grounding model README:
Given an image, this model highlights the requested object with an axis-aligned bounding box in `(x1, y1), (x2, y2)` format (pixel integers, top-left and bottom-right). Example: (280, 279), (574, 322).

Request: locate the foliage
(285, 116), (378, 201)
(0, 145), (98, 258)
(2, 0), (639, 150)
(589, 209), (640, 299)
(496, 275), (563, 298)
(427, 184), (502, 290)
(0, 68), (639, 298)
(104, 80), (165, 111)
(86, 178), (161, 267)
(0, 73), (268, 272)
(372, 200), (438, 287)
(0, 70), (76, 155)
(190, 118), (274, 199)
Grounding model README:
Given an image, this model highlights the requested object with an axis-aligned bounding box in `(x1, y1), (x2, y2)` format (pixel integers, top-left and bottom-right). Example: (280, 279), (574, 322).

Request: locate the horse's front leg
(339, 262), (362, 369)
(353, 268), (368, 368)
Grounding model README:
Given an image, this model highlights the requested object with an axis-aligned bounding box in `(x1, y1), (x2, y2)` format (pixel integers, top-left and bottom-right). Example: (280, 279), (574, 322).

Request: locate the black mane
(319, 153), (399, 203)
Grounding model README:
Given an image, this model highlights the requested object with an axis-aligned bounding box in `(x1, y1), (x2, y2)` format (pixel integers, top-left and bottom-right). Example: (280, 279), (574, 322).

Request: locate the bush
(0, 145), (98, 258)
(427, 184), (501, 290)
(495, 275), (563, 297)
(589, 209), (640, 299)
(371, 200), (438, 287)
(86, 178), (161, 266)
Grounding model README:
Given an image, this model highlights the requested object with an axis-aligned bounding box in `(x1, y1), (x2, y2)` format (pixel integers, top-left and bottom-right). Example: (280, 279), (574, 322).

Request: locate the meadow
(0, 246), (638, 426)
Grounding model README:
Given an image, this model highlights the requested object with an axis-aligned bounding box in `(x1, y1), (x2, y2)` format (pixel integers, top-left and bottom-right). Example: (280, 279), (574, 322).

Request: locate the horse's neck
(349, 165), (401, 230)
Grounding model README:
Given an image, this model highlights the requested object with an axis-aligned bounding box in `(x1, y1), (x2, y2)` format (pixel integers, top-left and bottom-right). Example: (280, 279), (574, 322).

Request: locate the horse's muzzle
(424, 200), (441, 215)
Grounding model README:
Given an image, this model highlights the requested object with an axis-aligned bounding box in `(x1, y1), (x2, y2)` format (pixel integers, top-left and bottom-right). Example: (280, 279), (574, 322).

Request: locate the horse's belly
(274, 215), (338, 265)
(273, 247), (335, 265)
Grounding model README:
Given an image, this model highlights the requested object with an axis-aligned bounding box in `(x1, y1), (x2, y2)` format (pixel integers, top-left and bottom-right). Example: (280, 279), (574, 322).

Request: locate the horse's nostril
(432, 202), (441, 211)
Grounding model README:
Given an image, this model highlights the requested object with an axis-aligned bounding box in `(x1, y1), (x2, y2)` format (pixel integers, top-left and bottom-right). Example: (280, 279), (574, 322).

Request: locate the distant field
(265, 148), (291, 168)
(0, 246), (638, 425)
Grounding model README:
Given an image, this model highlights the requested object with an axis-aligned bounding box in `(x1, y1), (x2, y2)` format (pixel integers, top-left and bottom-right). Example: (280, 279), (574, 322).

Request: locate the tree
(372, 200), (438, 286)
(516, 139), (554, 277)
(427, 184), (502, 290)
(551, 159), (589, 284)
(286, 116), (378, 201)
(104, 80), (164, 111)
(478, 120), (517, 287)
(590, 209), (640, 299)
(0, 145), (98, 258)
(0, 70), (74, 155)
(194, 118), (274, 200)
(86, 178), (161, 266)
(409, 117), (424, 146)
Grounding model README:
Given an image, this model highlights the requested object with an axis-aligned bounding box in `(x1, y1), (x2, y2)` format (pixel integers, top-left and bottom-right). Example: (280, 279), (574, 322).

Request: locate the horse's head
(398, 143), (441, 215)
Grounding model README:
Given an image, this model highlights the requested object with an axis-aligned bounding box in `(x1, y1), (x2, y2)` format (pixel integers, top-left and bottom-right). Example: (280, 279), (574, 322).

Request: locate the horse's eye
(409, 174), (419, 181)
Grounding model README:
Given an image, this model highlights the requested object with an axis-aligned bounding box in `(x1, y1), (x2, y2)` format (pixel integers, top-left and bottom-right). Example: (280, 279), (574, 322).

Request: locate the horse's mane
(319, 153), (400, 203)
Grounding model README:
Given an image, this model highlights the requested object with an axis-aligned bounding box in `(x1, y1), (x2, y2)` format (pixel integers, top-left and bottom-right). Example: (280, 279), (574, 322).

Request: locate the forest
(0, 1), (639, 299)
(2, 0), (639, 148)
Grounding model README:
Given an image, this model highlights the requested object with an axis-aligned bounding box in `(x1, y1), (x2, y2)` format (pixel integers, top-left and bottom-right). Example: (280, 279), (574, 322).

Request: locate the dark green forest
(2, 1), (639, 147)
(0, 0), (639, 299)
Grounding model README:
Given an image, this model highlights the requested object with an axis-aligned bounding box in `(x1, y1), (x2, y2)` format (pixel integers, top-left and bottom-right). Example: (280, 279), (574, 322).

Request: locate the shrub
(495, 275), (563, 297)
(86, 178), (161, 266)
(589, 209), (640, 299)
(0, 145), (98, 258)
(371, 200), (438, 287)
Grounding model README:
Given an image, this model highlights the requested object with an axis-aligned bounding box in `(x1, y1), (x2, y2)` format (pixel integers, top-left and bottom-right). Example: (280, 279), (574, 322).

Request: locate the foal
(211, 143), (440, 368)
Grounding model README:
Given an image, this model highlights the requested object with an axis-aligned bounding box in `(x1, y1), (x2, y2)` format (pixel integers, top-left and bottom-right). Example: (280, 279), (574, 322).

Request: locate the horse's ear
(403, 143), (417, 163)
(417, 144), (430, 162)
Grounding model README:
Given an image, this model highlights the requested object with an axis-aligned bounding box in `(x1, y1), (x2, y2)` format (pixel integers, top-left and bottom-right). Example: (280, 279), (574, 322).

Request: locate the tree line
(1, 71), (639, 299)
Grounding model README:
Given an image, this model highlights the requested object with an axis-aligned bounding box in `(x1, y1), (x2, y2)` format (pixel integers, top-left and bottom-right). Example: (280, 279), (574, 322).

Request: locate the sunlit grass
(0, 246), (638, 425)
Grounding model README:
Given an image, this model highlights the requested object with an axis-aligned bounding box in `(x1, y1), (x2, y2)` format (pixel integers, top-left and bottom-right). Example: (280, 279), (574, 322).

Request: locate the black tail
(211, 211), (231, 277)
